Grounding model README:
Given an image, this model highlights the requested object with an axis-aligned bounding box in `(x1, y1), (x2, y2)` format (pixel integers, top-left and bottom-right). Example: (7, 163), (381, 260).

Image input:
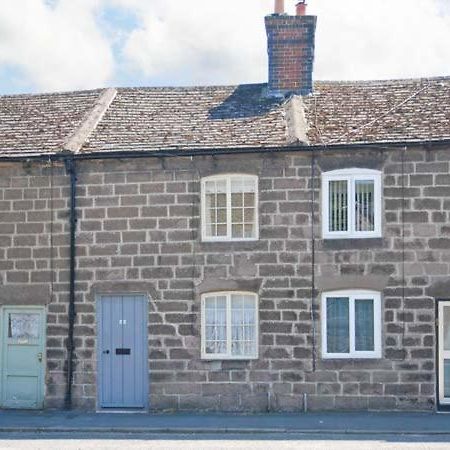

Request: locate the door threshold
(436, 405), (450, 413)
(96, 408), (148, 414)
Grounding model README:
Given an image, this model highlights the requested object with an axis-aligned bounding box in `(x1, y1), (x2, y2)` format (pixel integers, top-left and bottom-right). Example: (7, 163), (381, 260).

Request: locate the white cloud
(1, 0), (449, 93)
(114, 0), (450, 85)
(311, 0), (450, 80)
(111, 0), (274, 85)
(0, 0), (114, 92)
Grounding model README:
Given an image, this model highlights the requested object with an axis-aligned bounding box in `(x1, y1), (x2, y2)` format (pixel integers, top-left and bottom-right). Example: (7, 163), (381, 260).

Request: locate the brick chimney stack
(265, 1), (317, 97)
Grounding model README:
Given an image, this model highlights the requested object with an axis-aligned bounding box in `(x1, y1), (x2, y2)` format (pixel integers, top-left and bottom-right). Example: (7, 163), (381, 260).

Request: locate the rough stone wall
(68, 148), (439, 411)
(313, 148), (437, 411)
(0, 146), (446, 411)
(0, 161), (70, 408)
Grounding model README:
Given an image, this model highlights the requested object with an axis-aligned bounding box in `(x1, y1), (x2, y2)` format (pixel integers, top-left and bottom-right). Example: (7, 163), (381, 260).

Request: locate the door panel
(1, 308), (45, 409)
(98, 296), (148, 409)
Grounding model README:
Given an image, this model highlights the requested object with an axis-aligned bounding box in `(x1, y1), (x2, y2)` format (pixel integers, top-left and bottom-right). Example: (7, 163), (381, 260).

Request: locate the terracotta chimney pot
(274, 0), (285, 15)
(296, 1), (307, 16)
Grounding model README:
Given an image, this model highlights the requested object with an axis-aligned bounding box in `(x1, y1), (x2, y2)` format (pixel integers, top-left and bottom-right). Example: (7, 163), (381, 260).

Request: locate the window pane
(232, 224), (243, 238)
(217, 193), (226, 208)
(445, 360), (450, 398)
(231, 192), (243, 207)
(244, 192), (255, 207)
(204, 296), (227, 354)
(204, 181), (217, 194)
(231, 178), (256, 194)
(244, 224), (254, 238)
(205, 193), (215, 236)
(244, 208), (254, 222)
(8, 313), (40, 339)
(217, 208), (227, 224)
(329, 180), (348, 232)
(231, 295), (256, 357)
(443, 306), (450, 351)
(326, 297), (349, 353)
(232, 208), (243, 222)
(204, 180), (226, 238)
(355, 299), (375, 351)
(217, 224), (227, 236)
(355, 180), (375, 232)
(242, 178), (256, 193)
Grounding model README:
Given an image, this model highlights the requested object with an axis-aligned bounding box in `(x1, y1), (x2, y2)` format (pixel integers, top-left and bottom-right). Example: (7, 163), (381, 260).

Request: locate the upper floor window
(201, 292), (258, 360)
(321, 290), (382, 359)
(322, 169), (382, 239)
(201, 174), (258, 242)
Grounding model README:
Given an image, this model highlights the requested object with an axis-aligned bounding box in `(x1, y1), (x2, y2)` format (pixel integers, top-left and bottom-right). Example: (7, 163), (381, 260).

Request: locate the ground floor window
(201, 292), (258, 360)
(321, 290), (381, 359)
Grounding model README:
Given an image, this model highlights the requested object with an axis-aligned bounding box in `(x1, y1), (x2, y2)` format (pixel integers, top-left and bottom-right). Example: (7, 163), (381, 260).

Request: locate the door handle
(37, 352), (43, 362)
(103, 350), (110, 355)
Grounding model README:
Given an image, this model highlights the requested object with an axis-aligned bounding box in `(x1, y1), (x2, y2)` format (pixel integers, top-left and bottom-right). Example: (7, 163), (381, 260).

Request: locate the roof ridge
(314, 75), (450, 87)
(115, 83), (267, 92)
(63, 88), (117, 153)
(0, 88), (105, 99)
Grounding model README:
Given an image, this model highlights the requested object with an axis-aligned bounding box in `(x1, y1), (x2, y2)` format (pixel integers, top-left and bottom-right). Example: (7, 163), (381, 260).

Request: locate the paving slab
(0, 411), (449, 435)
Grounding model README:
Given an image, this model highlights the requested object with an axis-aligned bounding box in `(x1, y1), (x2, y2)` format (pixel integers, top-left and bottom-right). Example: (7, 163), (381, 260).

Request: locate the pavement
(0, 410), (449, 435)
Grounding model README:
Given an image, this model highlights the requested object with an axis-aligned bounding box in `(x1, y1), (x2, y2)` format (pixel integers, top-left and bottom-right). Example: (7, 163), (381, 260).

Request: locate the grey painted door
(98, 295), (148, 408)
(1, 307), (45, 409)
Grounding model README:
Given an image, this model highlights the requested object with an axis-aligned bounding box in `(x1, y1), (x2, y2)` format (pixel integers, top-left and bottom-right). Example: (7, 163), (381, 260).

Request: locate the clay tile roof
(81, 84), (288, 153)
(0, 89), (103, 157)
(305, 77), (450, 145)
(0, 77), (449, 158)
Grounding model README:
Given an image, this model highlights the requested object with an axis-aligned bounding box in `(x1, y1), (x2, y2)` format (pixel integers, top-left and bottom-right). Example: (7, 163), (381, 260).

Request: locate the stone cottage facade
(0, 1), (449, 412)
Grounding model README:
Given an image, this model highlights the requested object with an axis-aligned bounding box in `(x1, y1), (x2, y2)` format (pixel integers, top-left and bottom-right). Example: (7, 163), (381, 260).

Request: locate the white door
(438, 301), (450, 406)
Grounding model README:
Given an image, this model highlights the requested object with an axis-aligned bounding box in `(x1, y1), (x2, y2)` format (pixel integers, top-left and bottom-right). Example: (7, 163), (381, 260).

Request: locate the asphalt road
(1, 433), (450, 449)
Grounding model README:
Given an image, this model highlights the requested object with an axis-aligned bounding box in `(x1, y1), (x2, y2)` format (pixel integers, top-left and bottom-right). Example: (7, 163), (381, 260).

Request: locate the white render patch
(284, 95), (309, 145)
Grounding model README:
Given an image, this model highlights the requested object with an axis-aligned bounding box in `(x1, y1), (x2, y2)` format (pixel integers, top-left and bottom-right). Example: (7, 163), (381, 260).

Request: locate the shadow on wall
(208, 84), (283, 120)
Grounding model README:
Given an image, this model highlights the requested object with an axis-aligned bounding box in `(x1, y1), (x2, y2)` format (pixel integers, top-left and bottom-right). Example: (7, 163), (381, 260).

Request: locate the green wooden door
(1, 308), (45, 409)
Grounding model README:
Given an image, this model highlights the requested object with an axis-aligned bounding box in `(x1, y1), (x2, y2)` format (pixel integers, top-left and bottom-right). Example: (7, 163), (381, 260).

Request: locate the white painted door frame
(438, 301), (450, 406)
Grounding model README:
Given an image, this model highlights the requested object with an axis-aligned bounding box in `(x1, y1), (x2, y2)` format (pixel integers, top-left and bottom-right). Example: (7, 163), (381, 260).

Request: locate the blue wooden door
(98, 296), (148, 408)
(1, 308), (45, 409)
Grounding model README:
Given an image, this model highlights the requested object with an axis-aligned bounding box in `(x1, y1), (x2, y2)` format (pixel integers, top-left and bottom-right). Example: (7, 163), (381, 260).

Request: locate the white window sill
(323, 233), (382, 240)
(201, 355), (259, 361)
(201, 238), (259, 243)
(322, 354), (382, 360)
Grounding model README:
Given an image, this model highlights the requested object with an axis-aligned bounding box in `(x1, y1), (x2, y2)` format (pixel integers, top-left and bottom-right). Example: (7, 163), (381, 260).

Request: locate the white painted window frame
(201, 291), (259, 360)
(438, 301), (450, 405)
(201, 174), (259, 242)
(321, 290), (382, 359)
(322, 168), (382, 239)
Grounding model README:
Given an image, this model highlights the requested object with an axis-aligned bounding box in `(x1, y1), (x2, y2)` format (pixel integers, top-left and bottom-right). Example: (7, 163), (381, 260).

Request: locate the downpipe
(64, 158), (77, 409)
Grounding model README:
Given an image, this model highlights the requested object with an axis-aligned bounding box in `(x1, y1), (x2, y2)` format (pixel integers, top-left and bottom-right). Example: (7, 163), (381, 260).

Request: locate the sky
(0, 0), (449, 94)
